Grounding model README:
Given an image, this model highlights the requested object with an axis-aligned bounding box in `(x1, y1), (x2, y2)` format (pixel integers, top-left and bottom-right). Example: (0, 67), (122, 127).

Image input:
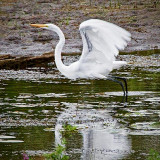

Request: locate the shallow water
(0, 52), (160, 160)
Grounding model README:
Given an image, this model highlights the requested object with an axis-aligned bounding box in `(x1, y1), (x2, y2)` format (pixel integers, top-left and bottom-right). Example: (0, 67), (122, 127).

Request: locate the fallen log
(0, 52), (54, 70)
(0, 52), (80, 70)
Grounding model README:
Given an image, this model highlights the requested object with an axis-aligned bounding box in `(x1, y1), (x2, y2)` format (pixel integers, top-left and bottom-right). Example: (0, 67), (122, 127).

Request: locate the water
(0, 51), (160, 160)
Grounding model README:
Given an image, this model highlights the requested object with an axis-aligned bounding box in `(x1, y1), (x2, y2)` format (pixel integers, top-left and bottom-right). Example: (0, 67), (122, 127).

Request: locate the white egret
(30, 19), (131, 100)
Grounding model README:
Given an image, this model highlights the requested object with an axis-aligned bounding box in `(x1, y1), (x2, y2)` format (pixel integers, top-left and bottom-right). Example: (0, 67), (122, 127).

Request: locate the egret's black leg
(110, 76), (128, 102)
(107, 77), (126, 103)
(112, 76), (128, 95)
(107, 76), (128, 103)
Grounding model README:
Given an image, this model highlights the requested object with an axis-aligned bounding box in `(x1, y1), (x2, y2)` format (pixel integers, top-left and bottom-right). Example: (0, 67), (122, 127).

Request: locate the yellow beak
(30, 24), (48, 28)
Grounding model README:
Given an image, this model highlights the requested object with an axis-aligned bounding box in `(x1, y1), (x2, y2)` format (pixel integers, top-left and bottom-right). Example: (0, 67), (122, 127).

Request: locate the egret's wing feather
(79, 19), (131, 75)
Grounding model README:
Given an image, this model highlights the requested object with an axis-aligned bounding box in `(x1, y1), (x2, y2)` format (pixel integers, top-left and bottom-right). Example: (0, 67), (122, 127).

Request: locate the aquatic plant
(44, 124), (77, 159)
(63, 123), (77, 132)
(61, 123), (78, 137)
(147, 149), (160, 160)
(22, 153), (33, 160)
(44, 139), (69, 160)
(44, 145), (69, 160)
(151, 122), (160, 128)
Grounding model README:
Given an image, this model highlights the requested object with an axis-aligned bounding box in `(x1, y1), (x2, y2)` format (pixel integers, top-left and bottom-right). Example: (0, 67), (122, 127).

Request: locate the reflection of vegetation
(151, 122), (160, 128)
(128, 68), (160, 92)
(147, 149), (160, 160)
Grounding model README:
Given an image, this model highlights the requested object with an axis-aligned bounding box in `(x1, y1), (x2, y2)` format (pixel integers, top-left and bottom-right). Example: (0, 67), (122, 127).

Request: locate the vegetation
(22, 124), (77, 160)
(44, 124), (77, 160)
(147, 149), (160, 160)
(63, 123), (77, 133)
(151, 122), (160, 128)
(61, 123), (78, 138)
(44, 141), (69, 160)
(22, 153), (33, 160)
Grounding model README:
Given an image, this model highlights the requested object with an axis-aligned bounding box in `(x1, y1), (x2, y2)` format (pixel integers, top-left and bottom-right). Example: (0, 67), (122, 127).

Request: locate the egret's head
(30, 23), (59, 32)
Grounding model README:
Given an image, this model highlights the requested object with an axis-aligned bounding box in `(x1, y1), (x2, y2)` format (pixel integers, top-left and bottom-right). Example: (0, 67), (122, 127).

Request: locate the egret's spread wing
(79, 19), (131, 76)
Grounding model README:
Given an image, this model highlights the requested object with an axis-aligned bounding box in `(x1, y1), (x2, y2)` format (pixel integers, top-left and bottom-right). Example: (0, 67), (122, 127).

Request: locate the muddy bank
(0, 0), (160, 68)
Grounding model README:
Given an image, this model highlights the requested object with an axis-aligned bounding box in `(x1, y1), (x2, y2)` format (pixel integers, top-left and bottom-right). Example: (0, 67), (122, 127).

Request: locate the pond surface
(0, 51), (160, 160)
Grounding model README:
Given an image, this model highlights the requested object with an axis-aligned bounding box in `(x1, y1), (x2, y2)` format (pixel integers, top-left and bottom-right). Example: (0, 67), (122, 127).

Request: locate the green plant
(22, 153), (33, 160)
(109, 0), (112, 8)
(117, 0), (121, 9)
(61, 123), (78, 138)
(147, 149), (160, 160)
(151, 122), (160, 128)
(44, 124), (77, 159)
(44, 139), (69, 160)
(63, 123), (77, 132)
(65, 17), (70, 25)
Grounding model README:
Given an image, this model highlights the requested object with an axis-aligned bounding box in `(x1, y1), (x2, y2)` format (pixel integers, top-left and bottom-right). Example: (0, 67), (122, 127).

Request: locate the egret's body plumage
(31, 19), (131, 100)
(31, 19), (131, 80)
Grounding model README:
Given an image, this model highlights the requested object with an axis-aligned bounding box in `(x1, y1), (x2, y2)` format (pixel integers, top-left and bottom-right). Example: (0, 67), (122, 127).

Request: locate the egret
(30, 19), (131, 101)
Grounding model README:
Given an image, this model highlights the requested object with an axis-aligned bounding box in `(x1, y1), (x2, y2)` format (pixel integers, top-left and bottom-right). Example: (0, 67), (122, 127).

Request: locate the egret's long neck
(54, 27), (67, 74)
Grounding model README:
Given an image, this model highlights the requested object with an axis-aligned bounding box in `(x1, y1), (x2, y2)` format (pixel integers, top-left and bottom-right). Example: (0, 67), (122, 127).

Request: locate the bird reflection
(55, 103), (131, 160)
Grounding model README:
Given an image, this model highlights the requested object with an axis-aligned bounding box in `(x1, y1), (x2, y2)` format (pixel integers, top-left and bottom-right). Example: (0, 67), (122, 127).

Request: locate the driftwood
(0, 52), (54, 70)
(0, 52), (80, 70)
